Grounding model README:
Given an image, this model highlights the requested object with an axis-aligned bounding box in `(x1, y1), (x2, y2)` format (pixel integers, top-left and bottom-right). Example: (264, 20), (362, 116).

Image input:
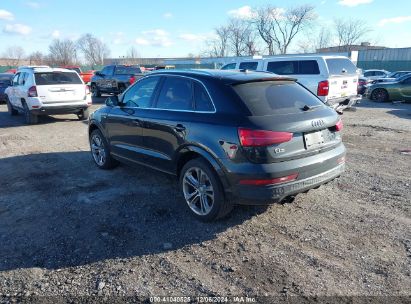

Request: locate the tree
(48, 39), (77, 65)
(125, 46), (140, 65)
(227, 19), (260, 56)
(2, 46), (25, 66)
(334, 18), (371, 50)
(297, 27), (332, 53)
(28, 51), (45, 65)
(77, 33), (110, 67)
(204, 25), (231, 57)
(253, 5), (316, 54)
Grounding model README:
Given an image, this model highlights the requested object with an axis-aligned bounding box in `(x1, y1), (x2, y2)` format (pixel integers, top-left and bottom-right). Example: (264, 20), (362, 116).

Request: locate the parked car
(60, 65), (95, 85)
(221, 55), (361, 113)
(366, 74), (411, 102)
(90, 65), (144, 97)
(357, 77), (371, 95)
(5, 66), (92, 124)
(371, 71), (411, 84)
(88, 70), (346, 221)
(0, 73), (13, 103)
(5, 69), (16, 74)
(362, 69), (390, 80)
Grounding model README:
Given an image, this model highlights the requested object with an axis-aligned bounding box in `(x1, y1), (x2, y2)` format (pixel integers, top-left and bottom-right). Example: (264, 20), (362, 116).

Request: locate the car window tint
(12, 73), (20, 86)
(156, 77), (193, 111)
(0, 75), (12, 87)
(232, 81), (325, 116)
(100, 67), (110, 75)
(402, 76), (411, 84)
(326, 58), (357, 75)
(194, 82), (214, 112)
(267, 61), (296, 74)
(239, 62), (258, 70)
(299, 60), (320, 74)
(123, 77), (160, 108)
(18, 72), (26, 85)
(221, 63), (236, 70)
(115, 66), (141, 75)
(34, 72), (82, 85)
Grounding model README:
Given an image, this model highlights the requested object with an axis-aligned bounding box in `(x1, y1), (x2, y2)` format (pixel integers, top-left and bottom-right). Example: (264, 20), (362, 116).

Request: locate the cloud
(3, 23), (32, 35)
(110, 31), (127, 45)
(26, 2), (40, 8)
(163, 12), (173, 19)
(338, 0), (373, 7)
(178, 33), (206, 42)
(135, 29), (172, 47)
(227, 6), (255, 19)
(379, 16), (411, 27)
(0, 9), (14, 21)
(51, 30), (60, 38)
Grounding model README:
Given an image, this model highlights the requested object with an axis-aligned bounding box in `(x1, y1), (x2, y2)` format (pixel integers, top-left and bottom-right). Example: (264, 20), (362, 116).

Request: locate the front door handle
(174, 124), (186, 132)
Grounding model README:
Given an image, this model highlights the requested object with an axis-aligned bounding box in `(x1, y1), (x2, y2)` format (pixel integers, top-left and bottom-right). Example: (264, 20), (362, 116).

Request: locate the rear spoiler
(230, 77), (297, 86)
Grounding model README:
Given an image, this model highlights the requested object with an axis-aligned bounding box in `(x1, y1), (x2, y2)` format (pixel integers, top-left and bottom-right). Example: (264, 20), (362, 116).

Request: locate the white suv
(5, 66), (92, 124)
(221, 55), (361, 112)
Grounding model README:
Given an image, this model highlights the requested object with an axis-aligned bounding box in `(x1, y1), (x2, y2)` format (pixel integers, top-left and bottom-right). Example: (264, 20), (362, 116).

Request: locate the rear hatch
(232, 80), (342, 164)
(325, 58), (358, 100)
(34, 71), (85, 103)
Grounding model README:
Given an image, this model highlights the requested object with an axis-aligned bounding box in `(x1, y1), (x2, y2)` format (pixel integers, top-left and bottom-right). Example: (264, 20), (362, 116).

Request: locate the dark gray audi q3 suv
(88, 69), (346, 221)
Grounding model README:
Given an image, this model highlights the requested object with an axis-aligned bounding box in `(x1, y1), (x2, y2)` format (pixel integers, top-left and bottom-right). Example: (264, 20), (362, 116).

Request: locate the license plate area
(304, 129), (337, 149)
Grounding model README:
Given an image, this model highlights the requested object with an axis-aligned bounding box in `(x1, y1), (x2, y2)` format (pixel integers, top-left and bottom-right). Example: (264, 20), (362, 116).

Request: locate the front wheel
(6, 97), (18, 116)
(91, 84), (101, 97)
(90, 129), (118, 169)
(180, 158), (233, 221)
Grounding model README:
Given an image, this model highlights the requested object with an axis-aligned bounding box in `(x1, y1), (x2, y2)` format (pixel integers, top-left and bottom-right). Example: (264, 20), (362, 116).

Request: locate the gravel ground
(0, 98), (410, 303)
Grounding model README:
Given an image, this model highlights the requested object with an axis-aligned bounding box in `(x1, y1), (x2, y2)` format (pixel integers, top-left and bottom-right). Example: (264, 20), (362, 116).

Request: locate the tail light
(358, 80), (366, 86)
(129, 75), (136, 84)
(28, 86), (37, 97)
(238, 128), (293, 147)
(335, 119), (343, 131)
(239, 173), (298, 186)
(317, 80), (329, 96)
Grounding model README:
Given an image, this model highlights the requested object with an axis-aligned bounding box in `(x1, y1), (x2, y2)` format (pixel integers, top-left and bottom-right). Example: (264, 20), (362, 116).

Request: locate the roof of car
(149, 69), (296, 84)
(18, 67), (78, 73)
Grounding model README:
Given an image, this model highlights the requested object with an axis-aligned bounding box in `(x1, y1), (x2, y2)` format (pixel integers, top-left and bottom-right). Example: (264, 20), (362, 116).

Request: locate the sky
(0, 0), (411, 59)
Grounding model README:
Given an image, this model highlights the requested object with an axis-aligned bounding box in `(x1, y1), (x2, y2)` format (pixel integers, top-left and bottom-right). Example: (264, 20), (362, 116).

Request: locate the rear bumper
(31, 104), (89, 115)
(221, 143), (346, 204)
(325, 95), (362, 110)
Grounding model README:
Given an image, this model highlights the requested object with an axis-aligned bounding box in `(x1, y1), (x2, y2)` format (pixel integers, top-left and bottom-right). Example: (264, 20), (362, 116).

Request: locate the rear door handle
(174, 124), (186, 132)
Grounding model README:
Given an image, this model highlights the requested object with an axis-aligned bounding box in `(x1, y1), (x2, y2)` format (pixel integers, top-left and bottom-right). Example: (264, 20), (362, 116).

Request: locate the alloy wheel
(91, 134), (106, 166)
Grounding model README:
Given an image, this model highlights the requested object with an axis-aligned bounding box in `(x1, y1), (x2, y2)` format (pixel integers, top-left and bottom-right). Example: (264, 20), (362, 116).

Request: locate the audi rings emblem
(311, 119), (325, 128)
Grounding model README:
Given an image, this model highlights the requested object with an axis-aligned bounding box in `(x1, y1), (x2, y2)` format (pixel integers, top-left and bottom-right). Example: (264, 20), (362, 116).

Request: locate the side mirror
(105, 95), (119, 107)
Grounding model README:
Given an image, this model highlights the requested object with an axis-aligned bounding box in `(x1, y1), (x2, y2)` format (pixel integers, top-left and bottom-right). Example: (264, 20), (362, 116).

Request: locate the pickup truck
(90, 65), (144, 97)
(60, 65), (95, 85)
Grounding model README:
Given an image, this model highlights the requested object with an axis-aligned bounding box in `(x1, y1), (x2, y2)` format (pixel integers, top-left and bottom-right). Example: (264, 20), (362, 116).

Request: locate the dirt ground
(0, 98), (410, 302)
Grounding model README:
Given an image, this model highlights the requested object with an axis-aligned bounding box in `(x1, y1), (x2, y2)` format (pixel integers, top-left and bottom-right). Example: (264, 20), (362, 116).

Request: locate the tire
(89, 129), (118, 170)
(371, 89), (389, 102)
(78, 108), (90, 120)
(23, 102), (38, 124)
(179, 158), (233, 221)
(117, 84), (126, 95)
(91, 83), (101, 97)
(6, 97), (18, 116)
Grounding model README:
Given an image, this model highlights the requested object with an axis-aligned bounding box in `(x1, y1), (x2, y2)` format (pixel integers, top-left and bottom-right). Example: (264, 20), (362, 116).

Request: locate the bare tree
(204, 25), (231, 57)
(125, 46), (140, 65)
(297, 27), (332, 53)
(226, 19), (260, 56)
(334, 18), (371, 51)
(253, 5), (316, 54)
(48, 39), (78, 65)
(28, 51), (45, 65)
(2, 46), (25, 66)
(77, 33), (110, 67)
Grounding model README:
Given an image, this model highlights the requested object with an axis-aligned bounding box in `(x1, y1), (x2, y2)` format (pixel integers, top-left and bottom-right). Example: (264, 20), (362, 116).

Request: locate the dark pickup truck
(90, 65), (144, 97)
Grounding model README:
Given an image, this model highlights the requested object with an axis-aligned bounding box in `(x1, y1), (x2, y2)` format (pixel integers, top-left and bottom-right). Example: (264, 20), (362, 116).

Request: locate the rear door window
(267, 60), (319, 75)
(156, 77), (193, 111)
(239, 62), (259, 70)
(326, 58), (357, 75)
(232, 81), (324, 116)
(221, 63), (236, 70)
(34, 72), (83, 85)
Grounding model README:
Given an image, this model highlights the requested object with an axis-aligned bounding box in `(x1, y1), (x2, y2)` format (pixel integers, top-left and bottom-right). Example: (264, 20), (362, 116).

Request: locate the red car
(60, 66), (95, 85)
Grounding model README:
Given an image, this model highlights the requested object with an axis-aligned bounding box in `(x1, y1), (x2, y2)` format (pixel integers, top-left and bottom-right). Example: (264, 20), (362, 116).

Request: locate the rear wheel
(180, 158), (233, 221)
(118, 84), (126, 95)
(90, 129), (118, 169)
(91, 83), (101, 97)
(23, 102), (38, 124)
(371, 89), (389, 102)
(77, 108), (90, 120)
(6, 97), (18, 116)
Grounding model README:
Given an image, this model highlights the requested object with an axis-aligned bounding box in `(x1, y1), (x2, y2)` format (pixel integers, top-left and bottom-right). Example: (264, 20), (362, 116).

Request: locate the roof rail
(18, 65), (50, 70)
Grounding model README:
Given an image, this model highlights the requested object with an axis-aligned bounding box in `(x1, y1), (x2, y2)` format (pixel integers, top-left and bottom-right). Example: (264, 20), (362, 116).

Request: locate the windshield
(34, 72), (83, 85)
(232, 81), (325, 116)
(115, 66), (142, 75)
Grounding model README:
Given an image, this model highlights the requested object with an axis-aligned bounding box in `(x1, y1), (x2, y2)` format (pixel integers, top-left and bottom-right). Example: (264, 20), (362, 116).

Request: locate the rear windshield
(115, 66), (142, 75)
(232, 81), (325, 116)
(326, 58), (357, 75)
(35, 72), (82, 85)
(239, 62), (259, 70)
